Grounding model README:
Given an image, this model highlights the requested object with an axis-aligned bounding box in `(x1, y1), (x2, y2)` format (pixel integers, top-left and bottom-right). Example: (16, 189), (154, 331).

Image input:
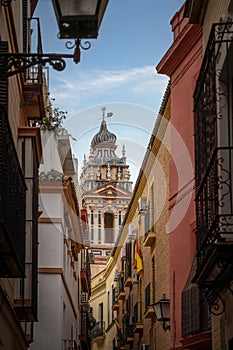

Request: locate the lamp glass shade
(153, 297), (170, 321)
(57, 0), (98, 17)
(52, 0), (108, 39)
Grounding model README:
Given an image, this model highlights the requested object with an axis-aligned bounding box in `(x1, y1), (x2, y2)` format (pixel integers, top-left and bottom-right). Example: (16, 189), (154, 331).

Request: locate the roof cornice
(156, 23), (202, 77)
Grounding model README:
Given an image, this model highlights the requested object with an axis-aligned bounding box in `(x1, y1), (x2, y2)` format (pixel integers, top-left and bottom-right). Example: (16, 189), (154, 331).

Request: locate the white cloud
(50, 65), (168, 114)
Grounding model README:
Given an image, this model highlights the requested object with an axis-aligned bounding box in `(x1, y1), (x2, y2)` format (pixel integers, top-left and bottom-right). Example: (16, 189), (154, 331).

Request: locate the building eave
(156, 23), (202, 77)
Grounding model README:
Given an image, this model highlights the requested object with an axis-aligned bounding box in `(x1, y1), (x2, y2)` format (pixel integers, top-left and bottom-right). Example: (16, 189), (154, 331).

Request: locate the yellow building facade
(90, 85), (171, 350)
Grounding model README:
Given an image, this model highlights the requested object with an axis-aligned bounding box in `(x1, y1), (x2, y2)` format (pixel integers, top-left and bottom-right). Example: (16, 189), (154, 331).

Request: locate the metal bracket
(1, 0), (15, 6)
(0, 38), (90, 78)
(0, 52), (73, 79)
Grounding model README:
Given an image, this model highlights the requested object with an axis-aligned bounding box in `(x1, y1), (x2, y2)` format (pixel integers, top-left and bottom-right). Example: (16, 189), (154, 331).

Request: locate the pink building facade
(157, 4), (212, 349)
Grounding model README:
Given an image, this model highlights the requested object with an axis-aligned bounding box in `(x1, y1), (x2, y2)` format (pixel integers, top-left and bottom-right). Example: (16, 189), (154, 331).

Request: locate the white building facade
(31, 130), (89, 350)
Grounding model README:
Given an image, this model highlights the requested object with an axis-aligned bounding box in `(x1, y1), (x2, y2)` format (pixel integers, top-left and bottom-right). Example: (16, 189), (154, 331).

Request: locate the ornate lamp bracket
(0, 39), (91, 78)
(202, 287), (226, 316)
(208, 294), (225, 316)
(0, 53), (70, 79)
(1, 0), (15, 6)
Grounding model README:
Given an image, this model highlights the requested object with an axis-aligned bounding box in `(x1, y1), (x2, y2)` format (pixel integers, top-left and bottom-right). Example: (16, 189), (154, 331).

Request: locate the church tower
(80, 108), (133, 276)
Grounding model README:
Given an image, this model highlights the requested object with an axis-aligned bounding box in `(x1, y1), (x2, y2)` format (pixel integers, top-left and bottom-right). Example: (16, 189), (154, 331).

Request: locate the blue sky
(35, 0), (184, 183)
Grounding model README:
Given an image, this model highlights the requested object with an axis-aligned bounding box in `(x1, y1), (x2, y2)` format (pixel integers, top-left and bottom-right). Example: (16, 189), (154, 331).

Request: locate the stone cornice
(156, 23), (202, 78)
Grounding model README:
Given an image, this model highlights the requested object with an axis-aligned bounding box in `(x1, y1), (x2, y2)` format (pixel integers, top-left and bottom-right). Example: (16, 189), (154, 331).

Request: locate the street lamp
(0, 0), (109, 77)
(52, 0), (109, 39)
(152, 294), (170, 332)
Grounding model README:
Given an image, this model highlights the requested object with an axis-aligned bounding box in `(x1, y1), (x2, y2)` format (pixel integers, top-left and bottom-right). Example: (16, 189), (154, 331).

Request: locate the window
(104, 212), (114, 243)
(90, 210), (95, 244)
(97, 150), (102, 158)
(98, 211), (101, 225)
(107, 291), (110, 326)
(91, 227), (94, 244)
(118, 211), (122, 226)
(151, 256), (155, 303)
(98, 228), (101, 244)
(91, 210), (94, 225)
(150, 183), (155, 230)
(98, 211), (101, 243)
(98, 302), (103, 322)
(111, 285), (114, 322)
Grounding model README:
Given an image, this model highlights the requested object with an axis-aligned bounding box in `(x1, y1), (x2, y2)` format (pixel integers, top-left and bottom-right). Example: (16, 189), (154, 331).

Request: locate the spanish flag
(134, 240), (143, 274)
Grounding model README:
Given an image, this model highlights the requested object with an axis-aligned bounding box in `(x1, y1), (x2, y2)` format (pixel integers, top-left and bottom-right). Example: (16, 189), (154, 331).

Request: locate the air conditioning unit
(128, 223), (137, 241)
(132, 273), (139, 284)
(81, 292), (88, 304)
(138, 197), (147, 213)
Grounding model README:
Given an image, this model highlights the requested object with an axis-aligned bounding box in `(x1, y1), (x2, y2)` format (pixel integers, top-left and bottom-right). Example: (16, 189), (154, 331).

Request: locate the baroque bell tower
(80, 108), (132, 276)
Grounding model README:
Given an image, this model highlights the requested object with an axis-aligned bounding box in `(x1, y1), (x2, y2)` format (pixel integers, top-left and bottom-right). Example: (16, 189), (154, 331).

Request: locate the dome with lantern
(91, 118), (116, 148)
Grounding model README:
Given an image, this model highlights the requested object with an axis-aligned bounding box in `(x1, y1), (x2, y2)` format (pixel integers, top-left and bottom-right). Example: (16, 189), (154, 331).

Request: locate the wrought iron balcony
(81, 249), (91, 293)
(124, 260), (132, 287)
(0, 108), (26, 277)
(112, 287), (119, 310)
(91, 320), (105, 340)
(122, 314), (133, 344)
(132, 302), (143, 334)
(117, 274), (125, 300)
(116, 330), (123, 349)
(144, 208), (156, 246)
(144, 283), (154, 318)
(193, 22), (233, 309)
(21, 18), (45, 120)
(80, 307), (92, 349)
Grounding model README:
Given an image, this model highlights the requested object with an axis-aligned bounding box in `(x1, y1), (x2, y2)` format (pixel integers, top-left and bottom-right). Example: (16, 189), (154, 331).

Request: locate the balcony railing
(144, 207), (156, 246)
(118, 274), (125, 300)
(193, 22), (233, 303)
(124, 259), (132, 287)
(80, 307), (92, 348)
(122, 315), (133, 344)
(91, 320), (105, 340)
(112, 287), (119, 310)
(0, 108), (26, 277)
(81, 249), (91, 294)
(25, 17), (43, 84)
(133, 302), (143, 334)
(196, 148), (233, 255)
(143, 283), (155, 318)
(21, 17), (45, 120)
(116, 330), (123, 349)
(194, 22), (233, 189)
